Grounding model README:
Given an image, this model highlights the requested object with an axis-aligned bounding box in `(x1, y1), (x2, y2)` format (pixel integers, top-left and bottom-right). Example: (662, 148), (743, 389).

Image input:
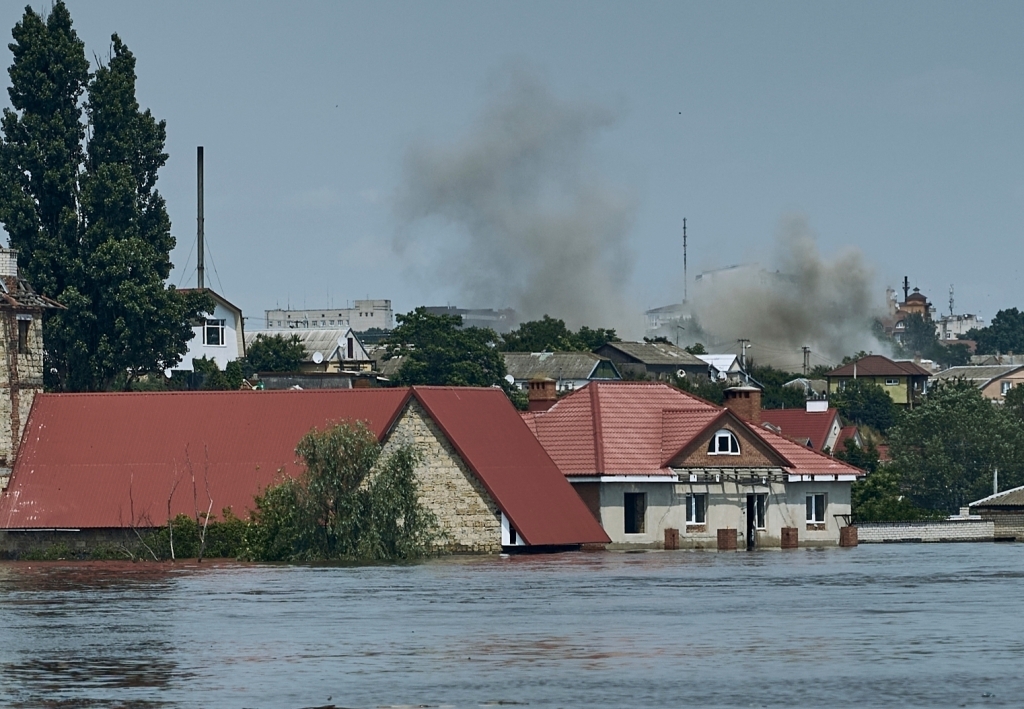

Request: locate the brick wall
(858, 520), (994, 543)
(382, 400), (502, 553)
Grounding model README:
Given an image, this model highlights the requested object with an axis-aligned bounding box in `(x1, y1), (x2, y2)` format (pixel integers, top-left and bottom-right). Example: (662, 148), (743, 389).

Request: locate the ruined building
(0, 248), (60, 487)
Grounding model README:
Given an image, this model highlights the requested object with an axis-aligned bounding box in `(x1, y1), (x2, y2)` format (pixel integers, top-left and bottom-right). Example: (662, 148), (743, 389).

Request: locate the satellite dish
(717, 371), (728, 382)
(312, 351), (324, 364)
(504, 374), (515, 385)
(337, 336), (346, 348)
(676, 369), (687, 378)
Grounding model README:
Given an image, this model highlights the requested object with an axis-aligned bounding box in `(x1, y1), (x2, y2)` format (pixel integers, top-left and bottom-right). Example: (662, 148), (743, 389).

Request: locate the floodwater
(1, 545), (1023, 709)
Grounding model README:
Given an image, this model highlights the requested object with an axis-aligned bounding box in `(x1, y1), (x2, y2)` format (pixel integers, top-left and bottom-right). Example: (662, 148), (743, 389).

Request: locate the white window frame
(1002, 381), (1013, 395)
(203, 318), (226, 346)
(885, 378), (899, 386)
(806, 493), (827, 524)
(707, 429), (740, 456)
(685, 493), (707, 526)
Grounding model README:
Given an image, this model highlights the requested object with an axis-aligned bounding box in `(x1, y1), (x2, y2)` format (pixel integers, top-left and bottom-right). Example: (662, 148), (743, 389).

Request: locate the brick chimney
(723, 385), (761, 424)
(528, 377), (557, 412)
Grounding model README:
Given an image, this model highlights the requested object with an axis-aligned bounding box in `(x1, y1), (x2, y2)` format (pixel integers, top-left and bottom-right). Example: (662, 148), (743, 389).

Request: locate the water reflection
(1, 546), (1023, 708)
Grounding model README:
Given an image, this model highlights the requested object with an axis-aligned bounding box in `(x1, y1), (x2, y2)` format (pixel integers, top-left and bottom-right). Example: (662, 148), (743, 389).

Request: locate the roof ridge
(590, 383), (605, 474)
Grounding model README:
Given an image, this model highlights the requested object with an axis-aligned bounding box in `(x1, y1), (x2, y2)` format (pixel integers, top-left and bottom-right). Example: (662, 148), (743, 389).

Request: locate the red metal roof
(0, 388), (608, 546)
(760, 408), (840, 452)
(526, 382), (863, 478)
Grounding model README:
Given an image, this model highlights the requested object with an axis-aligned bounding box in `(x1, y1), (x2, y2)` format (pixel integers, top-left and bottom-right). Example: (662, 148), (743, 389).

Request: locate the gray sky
(2, 1), (1022, 335)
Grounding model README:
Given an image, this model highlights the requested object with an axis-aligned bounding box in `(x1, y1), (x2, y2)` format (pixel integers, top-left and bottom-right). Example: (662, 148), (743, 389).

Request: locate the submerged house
(522, 381), (863, 549)
(0, 387), (608, 556)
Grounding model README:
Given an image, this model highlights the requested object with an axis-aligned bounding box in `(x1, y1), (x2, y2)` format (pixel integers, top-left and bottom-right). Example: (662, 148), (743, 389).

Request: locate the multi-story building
(265, 299), (393, 331)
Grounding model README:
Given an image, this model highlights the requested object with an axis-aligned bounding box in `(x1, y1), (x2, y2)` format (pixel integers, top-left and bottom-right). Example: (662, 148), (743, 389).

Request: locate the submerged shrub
(242, 420), (438, 562)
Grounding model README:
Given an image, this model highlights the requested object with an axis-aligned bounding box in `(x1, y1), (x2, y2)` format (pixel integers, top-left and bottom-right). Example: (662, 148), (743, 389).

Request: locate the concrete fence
(858, 519), (995, 543)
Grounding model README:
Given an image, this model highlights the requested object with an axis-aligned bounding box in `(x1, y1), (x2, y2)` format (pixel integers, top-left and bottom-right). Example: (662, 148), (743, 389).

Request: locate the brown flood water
(1, 543), (1023, 708)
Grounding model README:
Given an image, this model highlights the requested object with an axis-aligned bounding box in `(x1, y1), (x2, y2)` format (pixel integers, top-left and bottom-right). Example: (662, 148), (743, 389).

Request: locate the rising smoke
(687, 216), (888, 369)
(394, 67), (640, 333)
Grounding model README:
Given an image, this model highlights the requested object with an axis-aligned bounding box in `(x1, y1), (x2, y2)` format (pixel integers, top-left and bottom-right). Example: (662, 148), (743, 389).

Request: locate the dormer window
(708, 429), (740, 455)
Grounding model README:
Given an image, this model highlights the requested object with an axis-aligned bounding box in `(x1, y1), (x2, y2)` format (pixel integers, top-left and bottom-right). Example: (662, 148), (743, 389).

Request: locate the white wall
(587, 478), (852, 549)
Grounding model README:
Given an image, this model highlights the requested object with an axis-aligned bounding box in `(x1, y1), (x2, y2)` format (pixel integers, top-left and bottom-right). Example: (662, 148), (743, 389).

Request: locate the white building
(177, 289), (245, 371)
(265, 299), (393, 331)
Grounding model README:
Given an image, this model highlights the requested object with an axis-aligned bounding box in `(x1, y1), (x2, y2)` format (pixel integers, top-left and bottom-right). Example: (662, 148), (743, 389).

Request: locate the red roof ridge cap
(590, 383), (605, 474)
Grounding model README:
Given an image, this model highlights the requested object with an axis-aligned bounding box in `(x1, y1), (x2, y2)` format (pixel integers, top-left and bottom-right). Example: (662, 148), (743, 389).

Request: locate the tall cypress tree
(0, 4), (209, 391)
(0, 2), (87, 300)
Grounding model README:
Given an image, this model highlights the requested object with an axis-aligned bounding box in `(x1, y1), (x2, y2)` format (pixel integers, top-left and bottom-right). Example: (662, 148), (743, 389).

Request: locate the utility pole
(802, 346), (810, 376)
(682, 218), (688, 303)
(738, 338), (750, 373)
(197, 146), (205, 290)
(902, 275), (909, 303)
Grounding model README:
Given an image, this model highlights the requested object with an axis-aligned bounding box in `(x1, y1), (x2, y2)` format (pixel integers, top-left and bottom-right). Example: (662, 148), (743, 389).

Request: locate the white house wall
(587, 479), (852, 549)
(179, 300), (243, 371)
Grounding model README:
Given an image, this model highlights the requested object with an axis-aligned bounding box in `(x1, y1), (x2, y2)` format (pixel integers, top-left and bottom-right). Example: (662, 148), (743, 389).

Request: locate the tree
(835, 436), (880, 474)
(243, 421), (437, 561)
(831, 379), (898, 433)
(499, 314), (618, 353)
(670, 372), (727, 404)
(386, 307), (508, 389)
(0, 7), (208, 390)
(1004, 384), (1024, 422)
(749, 364), (805, 410)
(966, 308), (1024, 355)
(888, 379), (1024, 512)
(684, 342), (707, 355)
(897, 313), (939, 358)
(851, 466), (938, 522)
(245, 333), (306, 372)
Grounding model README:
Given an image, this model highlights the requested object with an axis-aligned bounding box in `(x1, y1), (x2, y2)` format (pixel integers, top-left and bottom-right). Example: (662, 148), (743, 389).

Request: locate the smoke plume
(394, 68), (639, 333)
(688, 216), (887, 369)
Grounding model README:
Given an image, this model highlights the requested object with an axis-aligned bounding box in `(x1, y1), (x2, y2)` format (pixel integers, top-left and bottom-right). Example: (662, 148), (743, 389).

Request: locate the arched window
(707, 429), (740, 455)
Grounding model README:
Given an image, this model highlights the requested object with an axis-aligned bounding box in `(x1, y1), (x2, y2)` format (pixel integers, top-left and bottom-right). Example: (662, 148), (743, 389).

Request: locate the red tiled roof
(835, 426), (859, 453)
(760, 408), (840, 452)
(0, 388), (608, 546)
(827, 355), (931, 378)
(746, 424), (864, 477)
(526, 381), (863, 478)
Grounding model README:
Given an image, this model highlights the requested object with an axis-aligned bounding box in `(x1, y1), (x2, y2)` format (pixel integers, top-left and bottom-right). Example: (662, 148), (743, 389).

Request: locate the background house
(970, 486), (1024, 541)
(826, 354), (931, 407)
(0, 388), (608, 556)
(594, 341), (708, 380)
(177, 288), (245, 371)
(265, 299), (393, 331)
(933, 364), (1024, 402)
(246, 328), (373, 373)
(696, 353), (747, 383)
(503, 352), (620, 392)
(760, 400), (844, 453)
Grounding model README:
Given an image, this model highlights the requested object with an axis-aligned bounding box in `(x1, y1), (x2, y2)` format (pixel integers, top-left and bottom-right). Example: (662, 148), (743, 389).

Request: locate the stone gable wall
(381, 400), (502, 553)
(0, 311), (43, 472)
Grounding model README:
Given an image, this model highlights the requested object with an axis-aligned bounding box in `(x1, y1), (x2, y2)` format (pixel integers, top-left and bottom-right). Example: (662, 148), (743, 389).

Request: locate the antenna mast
(683, 218), (688, 303)
(949, 284), (955, 317)
(197, 146), (205, 290)
(902, 275), (909, 303)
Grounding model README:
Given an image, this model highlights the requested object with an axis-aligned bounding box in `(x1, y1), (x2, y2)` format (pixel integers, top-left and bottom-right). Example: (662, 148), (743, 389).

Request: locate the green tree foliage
(386, 307), (508, 389)
(965, 308), (1024, 355)
(669, 372), (727, 404)
(191, 355), (244, 390)
(0, 6), (208, 390)
(888, 380), (1024, 512)
(245, 333), (306, 372)
(243, 421), (438, 562)
(893, 313), (970, 366)
(749, 365), (805, 410)
(684, 342), (707, 355)
(831, 379), (898, 433)
(851, 467), (939, 522)
(1004, 384), (1024, 422)
(499, 314), (618, 352)
(834, 436), (880, 474)
(145, 509), (247, 560)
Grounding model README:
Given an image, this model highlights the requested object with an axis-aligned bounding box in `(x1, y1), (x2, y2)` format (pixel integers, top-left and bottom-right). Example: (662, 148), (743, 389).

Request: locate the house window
(624, 492), (646, 534)
(204, 319), (225, 346)
(685, 493), (706, 525)
(17, 317), (30, 354)
(707, 429), (740, 455)
(1002, 381), (1013, 395)
(806, 493), (826, 524)
(885, 378), (899, 386)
